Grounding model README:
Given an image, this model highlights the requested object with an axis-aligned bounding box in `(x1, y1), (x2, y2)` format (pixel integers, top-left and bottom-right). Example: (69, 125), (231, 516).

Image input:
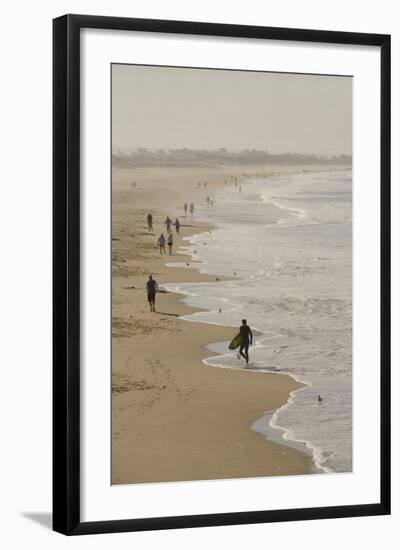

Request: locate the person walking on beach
(146, 275), (158, 312)
(184, 202), (188, 216)
(165, 216), (172, 234)
(206, 196), (210, 207)
(189, 202), (195, 216)
(238, 319), (253, 365)
(167, 233), (173, 255)
(158, 233), (166, 254)
(147, 213), (153, 232)
(174, 218), (180, 234)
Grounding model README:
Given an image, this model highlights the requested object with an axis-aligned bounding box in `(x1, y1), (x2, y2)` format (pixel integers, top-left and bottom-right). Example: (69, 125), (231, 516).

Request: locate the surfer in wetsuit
(239, 319), (253, 364)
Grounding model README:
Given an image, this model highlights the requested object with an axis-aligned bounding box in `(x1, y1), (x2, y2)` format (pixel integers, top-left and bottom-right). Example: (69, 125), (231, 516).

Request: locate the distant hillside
(112, 148), (352, 169)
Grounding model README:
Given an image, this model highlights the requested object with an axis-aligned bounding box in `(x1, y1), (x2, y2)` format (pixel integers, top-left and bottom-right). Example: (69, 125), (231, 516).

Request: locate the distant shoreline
(112, 149), (352, 170)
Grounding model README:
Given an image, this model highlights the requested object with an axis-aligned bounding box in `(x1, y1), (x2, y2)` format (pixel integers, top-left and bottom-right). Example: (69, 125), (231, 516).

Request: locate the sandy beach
(111, 165), (325, 484)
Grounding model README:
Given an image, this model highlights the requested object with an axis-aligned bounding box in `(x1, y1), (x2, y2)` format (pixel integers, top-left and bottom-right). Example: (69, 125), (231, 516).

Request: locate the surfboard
(228, 333), (242, 350)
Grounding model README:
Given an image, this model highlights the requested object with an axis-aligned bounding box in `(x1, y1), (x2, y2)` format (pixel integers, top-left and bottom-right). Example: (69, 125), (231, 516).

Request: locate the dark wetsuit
(239, 324), (253, 363)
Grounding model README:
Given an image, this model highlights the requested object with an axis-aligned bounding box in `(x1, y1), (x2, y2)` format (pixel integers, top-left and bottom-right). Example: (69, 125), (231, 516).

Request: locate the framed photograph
(53, 14), (390, 535)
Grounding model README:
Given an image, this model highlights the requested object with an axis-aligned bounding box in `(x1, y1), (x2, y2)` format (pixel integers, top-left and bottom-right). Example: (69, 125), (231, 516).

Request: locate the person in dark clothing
(239, 319), (253, 364)
(147, 213), (153, 231)
(146, 275), (158, 312)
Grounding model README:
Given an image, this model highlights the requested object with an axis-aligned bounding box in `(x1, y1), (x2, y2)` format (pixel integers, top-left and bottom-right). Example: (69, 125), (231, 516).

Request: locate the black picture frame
(53, 14), (391, 535)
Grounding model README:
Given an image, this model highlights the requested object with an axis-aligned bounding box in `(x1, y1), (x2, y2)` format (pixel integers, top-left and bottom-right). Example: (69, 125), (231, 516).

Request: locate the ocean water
(164, 170), (352, 474)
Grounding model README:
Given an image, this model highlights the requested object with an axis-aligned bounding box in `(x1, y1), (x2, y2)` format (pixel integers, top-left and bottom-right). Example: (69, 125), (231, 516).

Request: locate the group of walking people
(142, 181), (255, 367)
(157, 232), (174, 255)
(164, 215), (181, 234)
(183, 202), (195, 216)
(146, 213), (180, 256)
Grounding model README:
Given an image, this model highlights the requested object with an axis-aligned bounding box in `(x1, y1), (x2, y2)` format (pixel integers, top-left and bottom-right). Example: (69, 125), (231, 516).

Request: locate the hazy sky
(112, 64), (352, 155)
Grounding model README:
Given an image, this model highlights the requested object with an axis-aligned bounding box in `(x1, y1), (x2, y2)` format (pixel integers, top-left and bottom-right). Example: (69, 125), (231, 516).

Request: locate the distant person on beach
(165, 216), (172, 234)
(184, 202), (188, 216)
(206, 196), (210, 206)
(167, 233), (173, 255)
(239, 319), (253, 365)
(147, 213), (153, 232)
(146, 275), (158, 312)
(204, 181), (207, 188)
(189, 203), (195, 215)
(158, 233), (166, 254)
(174, 218), (180, 234)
